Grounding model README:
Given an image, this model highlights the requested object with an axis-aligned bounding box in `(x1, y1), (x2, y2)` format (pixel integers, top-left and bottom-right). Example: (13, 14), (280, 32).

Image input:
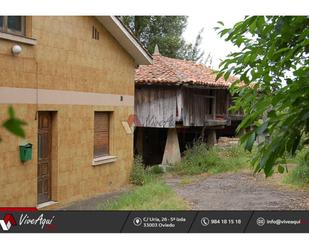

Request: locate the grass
(284, 146), (309, 187)
(99, 157), (187, 210)
(99, 177), (187, 210)
(98, 143), (309, 210)
(179, 176), (194, 185)
(170, 142), (253, 175)
(98, 143), (253, 210)
(148, 164), (165, 174)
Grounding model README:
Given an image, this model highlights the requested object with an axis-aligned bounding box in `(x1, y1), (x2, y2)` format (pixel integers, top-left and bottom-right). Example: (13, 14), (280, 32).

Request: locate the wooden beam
(193, 94), (215, 99)
(205, 119), (228, 126)
(212, 96), (216, 120)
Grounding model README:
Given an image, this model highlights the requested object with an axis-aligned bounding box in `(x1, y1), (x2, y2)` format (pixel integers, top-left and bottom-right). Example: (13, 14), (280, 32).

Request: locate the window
(0, 16), (25, 36)
(0, 17), (3, 30)
(94, 112), (110, 158)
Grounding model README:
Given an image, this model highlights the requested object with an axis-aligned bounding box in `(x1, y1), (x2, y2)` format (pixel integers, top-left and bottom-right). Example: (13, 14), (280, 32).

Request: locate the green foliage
(216, 16), (309, 177)
(296, 146), (309, 167)
(100, 179), (187, 210)
(288, 165), (309, 186)
(1, 106), (27, 141)
(172, 142), (209, 175)
(171, 142), (252, 175)
(130, 155), (146, 186)
(149, 165), (165, 174)
(278, 165), (285, 174)
(119, 16), (204, 61)
(285, 146), (309, 186)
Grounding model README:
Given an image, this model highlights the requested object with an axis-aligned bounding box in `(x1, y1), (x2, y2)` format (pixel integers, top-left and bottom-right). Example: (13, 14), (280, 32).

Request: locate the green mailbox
(19, 143), (32, 162)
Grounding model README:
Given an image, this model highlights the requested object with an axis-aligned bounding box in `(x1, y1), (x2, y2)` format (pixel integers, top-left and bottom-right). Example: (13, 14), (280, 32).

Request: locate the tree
(202, 52), (213, 67)
(180, 28), (205, 62)
(119, 16), (204, 61)
(215, 16), (309, 176)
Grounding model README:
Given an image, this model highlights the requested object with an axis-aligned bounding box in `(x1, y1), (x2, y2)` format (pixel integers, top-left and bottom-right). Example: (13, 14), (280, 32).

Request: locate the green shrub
(130, 156), (161, 185)
(171, 142), (252, 175)
(285, 146), (309, 186)
(208, 145), (253, 174)
(149, 165), (165, 174)
(171, 142), (210, 175)
(288, 165), (309, 185)
(296, 146), (309, 167)
(130, 155), (146, 185)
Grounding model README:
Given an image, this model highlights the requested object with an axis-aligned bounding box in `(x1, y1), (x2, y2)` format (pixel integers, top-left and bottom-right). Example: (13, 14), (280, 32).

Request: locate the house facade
(134, 48), (242, 165)
(0, 16), (152, 208)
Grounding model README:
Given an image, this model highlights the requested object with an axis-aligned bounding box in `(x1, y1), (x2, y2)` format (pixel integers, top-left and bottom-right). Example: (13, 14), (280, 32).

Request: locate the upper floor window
(0, 16), (25, 36)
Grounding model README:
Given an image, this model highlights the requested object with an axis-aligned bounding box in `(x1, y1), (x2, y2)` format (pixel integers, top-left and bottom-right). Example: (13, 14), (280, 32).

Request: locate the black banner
(0, 210), (309, 233)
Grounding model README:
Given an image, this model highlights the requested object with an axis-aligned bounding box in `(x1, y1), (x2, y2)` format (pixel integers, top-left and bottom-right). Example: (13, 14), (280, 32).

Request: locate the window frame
(0, 16), (26, 36)
(93, 111), (110, 158)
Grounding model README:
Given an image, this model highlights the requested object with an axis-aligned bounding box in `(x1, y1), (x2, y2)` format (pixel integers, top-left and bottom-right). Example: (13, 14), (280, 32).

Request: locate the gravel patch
(165, 171), (309, 210)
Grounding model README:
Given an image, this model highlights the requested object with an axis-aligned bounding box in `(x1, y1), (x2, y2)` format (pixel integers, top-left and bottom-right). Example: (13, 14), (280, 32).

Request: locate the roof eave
(135, 81), (230, 88)
(96, 16), (153, 66)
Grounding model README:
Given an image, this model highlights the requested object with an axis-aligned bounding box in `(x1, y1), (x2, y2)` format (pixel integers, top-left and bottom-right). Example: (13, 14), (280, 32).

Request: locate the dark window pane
(0, 16), (3, 30)
(8, 16), (22, 32)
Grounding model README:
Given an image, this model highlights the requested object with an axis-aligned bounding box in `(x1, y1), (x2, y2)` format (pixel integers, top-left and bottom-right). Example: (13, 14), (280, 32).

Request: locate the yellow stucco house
(0, 16), (152, 208)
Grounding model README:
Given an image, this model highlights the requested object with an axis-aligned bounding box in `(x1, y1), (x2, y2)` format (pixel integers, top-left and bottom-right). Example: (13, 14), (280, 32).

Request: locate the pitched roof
(96, 16), (152, 65)
(135, 54), (236, 88)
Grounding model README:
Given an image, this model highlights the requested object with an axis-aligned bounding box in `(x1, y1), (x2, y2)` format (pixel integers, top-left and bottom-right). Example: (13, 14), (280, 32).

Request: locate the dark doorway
(134, 127), (168, 165)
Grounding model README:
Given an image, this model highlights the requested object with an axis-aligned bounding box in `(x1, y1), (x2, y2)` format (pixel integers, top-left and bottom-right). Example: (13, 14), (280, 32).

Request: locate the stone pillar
(207, 129), (217, 147)
(162, 128), (181, 165)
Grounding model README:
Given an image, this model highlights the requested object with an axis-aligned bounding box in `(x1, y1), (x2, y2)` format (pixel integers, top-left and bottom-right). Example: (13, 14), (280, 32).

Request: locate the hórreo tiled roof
(135, 54), (236, 88)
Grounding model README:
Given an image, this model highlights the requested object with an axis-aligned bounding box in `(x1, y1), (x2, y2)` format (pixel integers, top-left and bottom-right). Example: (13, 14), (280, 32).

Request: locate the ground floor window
(94, 112), (110, 158)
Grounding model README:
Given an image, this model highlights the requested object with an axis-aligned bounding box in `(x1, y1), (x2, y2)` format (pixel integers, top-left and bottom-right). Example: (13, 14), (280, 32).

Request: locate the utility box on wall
(19, 143), (32, 162)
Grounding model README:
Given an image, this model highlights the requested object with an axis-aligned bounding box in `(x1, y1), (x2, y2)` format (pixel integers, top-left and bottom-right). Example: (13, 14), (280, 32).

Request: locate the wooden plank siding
(135, 86), (176, 128)
(215, 89), (228, 117)
(135, 85), (231, 128)
(182, 87), (215, 126)
(227, 92), (244, 120)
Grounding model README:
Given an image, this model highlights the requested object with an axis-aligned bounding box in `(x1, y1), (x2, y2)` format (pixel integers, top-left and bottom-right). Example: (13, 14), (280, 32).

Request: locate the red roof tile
(135, 54), (236, 88)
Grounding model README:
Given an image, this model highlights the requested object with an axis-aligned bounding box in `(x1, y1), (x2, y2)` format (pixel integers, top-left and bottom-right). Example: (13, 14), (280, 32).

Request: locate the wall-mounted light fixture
(11, 44), (22, 56)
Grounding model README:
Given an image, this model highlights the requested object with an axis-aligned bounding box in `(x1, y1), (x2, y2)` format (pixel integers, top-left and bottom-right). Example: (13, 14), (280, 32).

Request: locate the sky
(183, 15), (245, 69)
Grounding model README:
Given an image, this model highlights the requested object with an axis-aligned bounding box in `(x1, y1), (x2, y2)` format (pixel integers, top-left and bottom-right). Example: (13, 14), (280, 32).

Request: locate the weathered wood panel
(183, 87), (212, 126)
(183, 87), (229, 126)
(135, 86), (231, 128)
(176, 88), (183, 122)
(227, 93), (244, 120)
(135, 86), (176, 128)
(215, 89), (228, 116)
